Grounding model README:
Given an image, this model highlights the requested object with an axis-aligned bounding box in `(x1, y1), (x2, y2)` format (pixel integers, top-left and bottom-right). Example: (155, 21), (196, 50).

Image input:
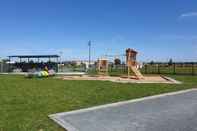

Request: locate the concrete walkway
(50, 89), (197, 131)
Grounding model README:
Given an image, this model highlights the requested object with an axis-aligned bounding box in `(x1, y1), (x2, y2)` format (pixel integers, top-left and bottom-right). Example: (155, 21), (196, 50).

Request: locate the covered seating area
(8, 55), (60, 72)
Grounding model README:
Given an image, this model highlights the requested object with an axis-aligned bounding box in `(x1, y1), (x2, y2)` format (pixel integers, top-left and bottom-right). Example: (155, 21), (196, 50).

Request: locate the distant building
(61, 60), (95, 68)
(82, 61), (95, 69)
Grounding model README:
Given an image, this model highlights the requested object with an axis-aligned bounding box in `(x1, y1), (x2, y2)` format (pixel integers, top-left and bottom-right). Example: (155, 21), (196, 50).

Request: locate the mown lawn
(0, 75), (197, 131)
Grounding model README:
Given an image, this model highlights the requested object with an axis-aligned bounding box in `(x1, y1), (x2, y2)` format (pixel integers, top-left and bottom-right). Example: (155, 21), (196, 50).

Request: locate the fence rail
(90, 63), (197, 76)
(141, 63), (197, 75)
(1, 62), (197, 76)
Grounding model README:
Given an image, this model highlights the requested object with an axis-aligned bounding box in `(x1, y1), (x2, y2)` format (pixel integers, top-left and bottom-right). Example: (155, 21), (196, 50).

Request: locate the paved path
(50, 89), (197, 131)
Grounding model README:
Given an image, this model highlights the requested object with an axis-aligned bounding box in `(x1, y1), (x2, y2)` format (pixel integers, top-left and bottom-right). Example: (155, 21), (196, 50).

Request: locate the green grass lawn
(0, 75), (197, 131)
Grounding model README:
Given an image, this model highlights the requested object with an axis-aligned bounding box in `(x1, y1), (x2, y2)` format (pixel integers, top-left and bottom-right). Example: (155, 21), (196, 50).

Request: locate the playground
(0, 48), (194, 131)
(60, 48), (180, 84)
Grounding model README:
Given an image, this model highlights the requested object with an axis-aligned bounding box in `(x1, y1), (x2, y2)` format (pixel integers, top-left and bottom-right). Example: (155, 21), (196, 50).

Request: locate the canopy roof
(8, 55), (60, 58)
(126, 48), (138, 54)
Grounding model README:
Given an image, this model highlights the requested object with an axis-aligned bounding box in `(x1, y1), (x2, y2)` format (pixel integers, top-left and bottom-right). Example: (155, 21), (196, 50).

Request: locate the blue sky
(0, 0), (197, 62)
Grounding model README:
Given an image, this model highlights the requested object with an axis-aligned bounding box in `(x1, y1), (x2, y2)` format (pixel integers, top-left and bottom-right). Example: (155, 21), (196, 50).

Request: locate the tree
(114, 58), (121, 65)
(168, 58), (173, 66)
(1, 59), (9, 63)
(150, 60), (154, 65)
(71, 62), (77, 67)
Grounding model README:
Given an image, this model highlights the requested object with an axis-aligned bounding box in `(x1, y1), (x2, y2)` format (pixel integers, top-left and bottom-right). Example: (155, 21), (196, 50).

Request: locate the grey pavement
(50, 89), (197, 131)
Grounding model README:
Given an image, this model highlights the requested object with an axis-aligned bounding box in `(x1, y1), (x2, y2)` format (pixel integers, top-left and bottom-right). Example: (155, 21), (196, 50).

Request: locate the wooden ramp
(130, 66), (144, 79)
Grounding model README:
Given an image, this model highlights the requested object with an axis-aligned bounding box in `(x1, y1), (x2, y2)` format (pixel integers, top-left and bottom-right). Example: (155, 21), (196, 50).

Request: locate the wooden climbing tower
(126, 48), (144, 79)
(97, 58), (108, 75)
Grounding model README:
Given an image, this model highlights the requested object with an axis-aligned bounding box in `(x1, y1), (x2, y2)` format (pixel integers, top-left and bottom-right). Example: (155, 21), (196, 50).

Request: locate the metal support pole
(0, 62), (2, 73)
(56, 57), (59, 72)
(8, 57), (11, 72)
(49, 57), (51, 62)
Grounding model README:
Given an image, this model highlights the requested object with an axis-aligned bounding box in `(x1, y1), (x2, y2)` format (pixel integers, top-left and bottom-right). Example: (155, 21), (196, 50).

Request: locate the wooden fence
(141, 62), (197, 75)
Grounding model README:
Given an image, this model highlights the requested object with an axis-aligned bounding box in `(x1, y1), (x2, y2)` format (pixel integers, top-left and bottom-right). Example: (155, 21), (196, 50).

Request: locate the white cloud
(180, 12), (197, 18)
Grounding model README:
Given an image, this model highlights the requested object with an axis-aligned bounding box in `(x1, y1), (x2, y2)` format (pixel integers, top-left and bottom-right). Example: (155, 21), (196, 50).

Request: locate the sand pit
(60, 75), (181, 84)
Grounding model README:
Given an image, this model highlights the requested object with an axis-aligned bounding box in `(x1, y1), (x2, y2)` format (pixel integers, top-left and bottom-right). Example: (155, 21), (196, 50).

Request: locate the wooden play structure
(97, 58), (108, 75)
(61, 48), (181, 84)
(126, 48), (144, 79)
(96, 48), (144, 79)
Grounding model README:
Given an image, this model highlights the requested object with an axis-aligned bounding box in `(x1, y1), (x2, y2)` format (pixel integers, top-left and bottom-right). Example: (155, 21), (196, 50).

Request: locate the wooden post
(128, 66), (130, 77)
(145, 64), (147, 74)
(158, 64), (160, 74)
(121, 65), (123, 73)
(192, 62), (195, 76)
(173, 63), (176, 74)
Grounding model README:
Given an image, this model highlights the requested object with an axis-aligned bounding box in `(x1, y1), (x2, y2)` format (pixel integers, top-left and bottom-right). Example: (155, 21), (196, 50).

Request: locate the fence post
(192, 62), (195, 76)
(122, 65), (124, 74)
(173, 63), (176, 74)
(145, 64), (148, 74)
(0, 63), (2, 73)
(158, 64), (160, 74)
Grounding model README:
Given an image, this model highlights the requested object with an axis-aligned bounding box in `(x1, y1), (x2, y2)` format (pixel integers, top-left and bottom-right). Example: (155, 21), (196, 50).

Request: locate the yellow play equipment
(126, 48), (144, 79)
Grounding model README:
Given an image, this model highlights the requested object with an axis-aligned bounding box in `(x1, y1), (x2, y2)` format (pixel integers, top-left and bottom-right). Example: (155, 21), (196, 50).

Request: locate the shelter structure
(8, 55), (60, 72)
(126, 48), (144, 79)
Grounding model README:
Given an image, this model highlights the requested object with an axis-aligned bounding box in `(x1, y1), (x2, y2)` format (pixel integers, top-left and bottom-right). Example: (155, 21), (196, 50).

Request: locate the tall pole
(8, 56), (11, 72)
(88, 41), (91, 68)
(59, 51), (63, 64)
